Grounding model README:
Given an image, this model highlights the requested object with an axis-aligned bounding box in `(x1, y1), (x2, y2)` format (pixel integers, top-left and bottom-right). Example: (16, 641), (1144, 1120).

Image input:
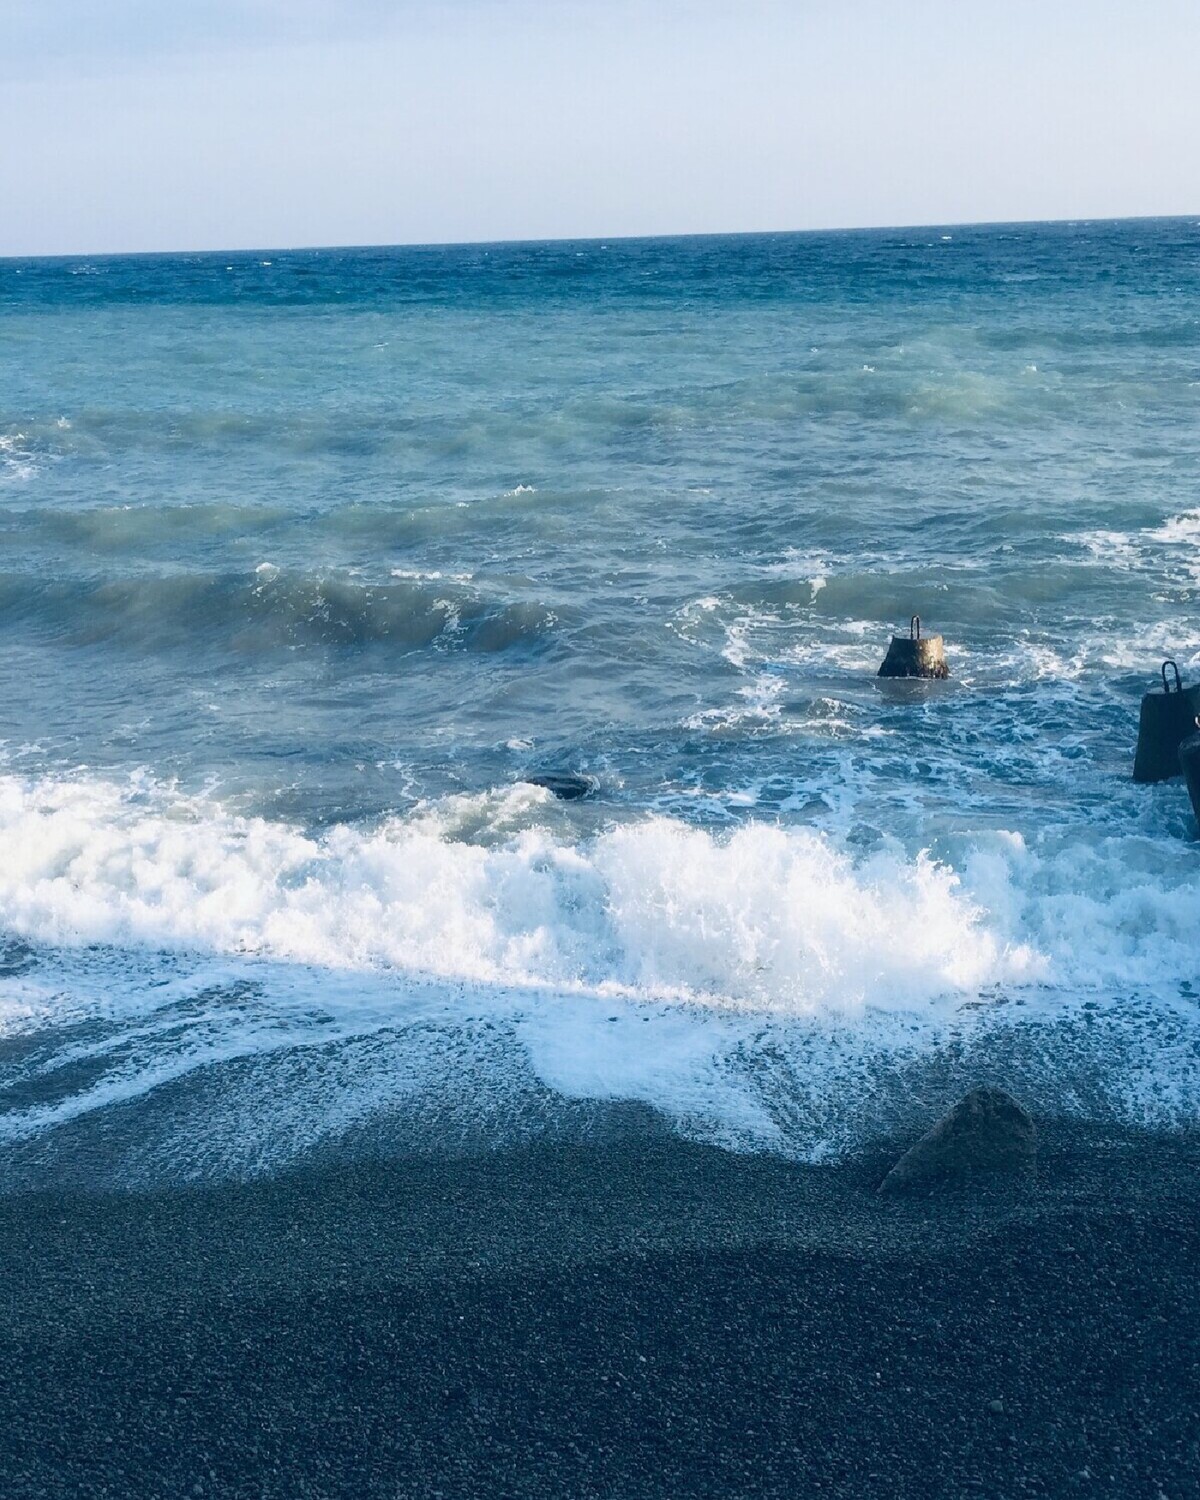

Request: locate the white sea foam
(760, 548), (831, 597)
(1070, 509), (1200, 587)
(0, 433), (38, 483)
(0, 771), (1030, 1013)
(2, 770), (1197, 1015)
(1148, 508), (1200, 547)
(2, 771), (1199, 1174)
(390, 567), (473, 583)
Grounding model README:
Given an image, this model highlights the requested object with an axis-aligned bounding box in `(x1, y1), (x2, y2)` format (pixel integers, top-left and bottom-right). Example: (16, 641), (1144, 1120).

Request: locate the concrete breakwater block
(1180, 718), (1200, 827)
(1134, 660), (1200, 783)
(878, 1086), (1036, 1196)
(877, 617), (949, 680)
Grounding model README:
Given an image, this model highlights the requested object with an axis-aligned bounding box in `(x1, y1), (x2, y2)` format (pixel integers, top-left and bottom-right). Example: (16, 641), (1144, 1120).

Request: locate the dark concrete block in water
(1133, 660), (1200, 783)
(877, 617), (949, 680)
(1179, 720), (1200, 827)
(524, 773), (594, 801)
(878, 1086), (1036, 1196)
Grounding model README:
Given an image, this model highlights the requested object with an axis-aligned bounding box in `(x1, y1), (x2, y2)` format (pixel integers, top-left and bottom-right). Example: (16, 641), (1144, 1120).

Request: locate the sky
(1, 0), (1197, 256)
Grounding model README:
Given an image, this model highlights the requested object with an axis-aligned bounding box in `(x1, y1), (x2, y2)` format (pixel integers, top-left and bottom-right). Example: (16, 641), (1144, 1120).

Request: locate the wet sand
(1, 1118), (1197, 1498)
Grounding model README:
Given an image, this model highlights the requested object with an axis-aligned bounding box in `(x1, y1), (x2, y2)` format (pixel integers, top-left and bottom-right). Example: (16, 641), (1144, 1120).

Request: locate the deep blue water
(2, 219), (1199, 1183)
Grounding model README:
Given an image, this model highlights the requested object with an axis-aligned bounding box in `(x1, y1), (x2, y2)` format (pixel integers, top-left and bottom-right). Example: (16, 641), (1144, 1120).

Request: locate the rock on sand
(878, 1086), (1036, 1196)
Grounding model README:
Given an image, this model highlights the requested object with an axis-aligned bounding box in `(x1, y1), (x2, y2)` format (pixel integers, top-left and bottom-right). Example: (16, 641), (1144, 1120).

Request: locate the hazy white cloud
(1, 0), (1197, 255)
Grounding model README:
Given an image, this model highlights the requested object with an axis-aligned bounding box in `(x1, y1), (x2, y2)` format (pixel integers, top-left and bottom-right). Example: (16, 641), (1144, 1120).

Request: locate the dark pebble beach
(1, 1117), (1197, 1499)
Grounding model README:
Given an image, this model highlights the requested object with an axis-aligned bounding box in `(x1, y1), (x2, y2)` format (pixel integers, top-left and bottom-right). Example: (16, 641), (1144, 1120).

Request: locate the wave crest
(0, 567), (556, 655)
(2, 773), (1199, 1177)
(0, 772), (1088, 1019)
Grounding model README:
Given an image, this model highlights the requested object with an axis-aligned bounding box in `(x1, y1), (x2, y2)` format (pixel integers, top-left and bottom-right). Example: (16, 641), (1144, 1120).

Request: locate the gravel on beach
(1, 1119), (1197, 1499)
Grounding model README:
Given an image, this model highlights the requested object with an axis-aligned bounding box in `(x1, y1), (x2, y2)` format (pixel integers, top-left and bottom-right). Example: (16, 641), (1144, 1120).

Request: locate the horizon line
(3, 211), (1197, 265)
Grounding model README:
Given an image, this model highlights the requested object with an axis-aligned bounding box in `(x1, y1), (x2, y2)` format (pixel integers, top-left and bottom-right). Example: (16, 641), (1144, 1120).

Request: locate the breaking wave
(0, 567), (556, 655)
(1, 772), (1198, 1181)
(0, 773), (1036, 1010)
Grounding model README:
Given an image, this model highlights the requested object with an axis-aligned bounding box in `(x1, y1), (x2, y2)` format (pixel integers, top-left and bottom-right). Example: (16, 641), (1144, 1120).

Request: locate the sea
(2, 219), (1199, 1187)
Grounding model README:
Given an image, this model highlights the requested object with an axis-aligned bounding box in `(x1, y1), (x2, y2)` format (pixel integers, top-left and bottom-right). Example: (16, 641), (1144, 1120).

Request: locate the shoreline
(1, 1117), (1197, 1497)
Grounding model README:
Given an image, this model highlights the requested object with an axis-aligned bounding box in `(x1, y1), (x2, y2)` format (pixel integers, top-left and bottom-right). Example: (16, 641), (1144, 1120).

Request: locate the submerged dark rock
(878, 1086), (1036, 1196)
(523, 773), (594, 801)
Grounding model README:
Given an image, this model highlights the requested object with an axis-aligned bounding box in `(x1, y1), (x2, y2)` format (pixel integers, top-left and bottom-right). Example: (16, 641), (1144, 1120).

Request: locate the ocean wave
(1, 772), (1198, 1177)
(9, 500), (293, 554)
(0, 768), (1196, 1029)
(0, 353), (1136, 491)
(4, 488), (616, 564)
(0, 566), (557, 655)
(0, 773), (1034, 1012)
(670, 552), (1200, 700)
(1071, 509), (1200, 590)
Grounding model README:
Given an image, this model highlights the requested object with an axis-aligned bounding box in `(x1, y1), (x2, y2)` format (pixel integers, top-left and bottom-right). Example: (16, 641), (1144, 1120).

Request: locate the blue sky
(1, 0), (1197, 255)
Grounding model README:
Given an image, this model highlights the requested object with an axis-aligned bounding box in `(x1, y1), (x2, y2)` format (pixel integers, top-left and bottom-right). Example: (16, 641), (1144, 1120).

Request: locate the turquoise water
(2, 220), (1199, 1181)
